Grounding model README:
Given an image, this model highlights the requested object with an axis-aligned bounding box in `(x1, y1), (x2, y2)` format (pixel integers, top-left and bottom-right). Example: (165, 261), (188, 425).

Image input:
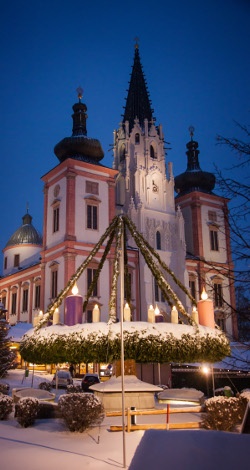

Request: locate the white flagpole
(120, 216), (126, 468)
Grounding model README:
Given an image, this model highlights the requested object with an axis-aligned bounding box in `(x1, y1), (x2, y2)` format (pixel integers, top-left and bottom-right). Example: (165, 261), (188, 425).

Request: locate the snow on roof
(9, 322), (33, 342)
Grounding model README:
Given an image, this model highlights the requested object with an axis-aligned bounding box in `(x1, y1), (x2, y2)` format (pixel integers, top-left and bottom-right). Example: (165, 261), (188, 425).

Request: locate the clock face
(152, 182), (158, 193)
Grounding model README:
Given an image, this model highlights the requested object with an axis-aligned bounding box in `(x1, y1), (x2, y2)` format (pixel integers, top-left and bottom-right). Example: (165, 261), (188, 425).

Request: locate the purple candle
(65, 294), (83, 325)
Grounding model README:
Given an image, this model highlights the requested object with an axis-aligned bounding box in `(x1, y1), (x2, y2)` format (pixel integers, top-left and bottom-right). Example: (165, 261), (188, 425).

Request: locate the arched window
(156, 231), (161, 250)
(150, 145), (156, 159)
(135, 133), (140, 144)
(120, 145), (126, 162)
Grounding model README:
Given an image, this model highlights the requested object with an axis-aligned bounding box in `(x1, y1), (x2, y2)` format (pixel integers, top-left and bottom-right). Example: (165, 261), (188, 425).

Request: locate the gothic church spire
(123, 43), (155, 131)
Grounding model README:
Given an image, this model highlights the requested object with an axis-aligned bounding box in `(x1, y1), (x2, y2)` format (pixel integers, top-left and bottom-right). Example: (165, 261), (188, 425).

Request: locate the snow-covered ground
(0, 370), (249, 469)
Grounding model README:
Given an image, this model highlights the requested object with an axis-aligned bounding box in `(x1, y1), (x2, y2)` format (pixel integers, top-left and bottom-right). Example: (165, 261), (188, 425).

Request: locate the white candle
(148, 304), (155, 323)
(124, 302), (131, 321)
(191, 306), (199, 325)
(92, 304), (100, 322)
(53, 308), (60, 325)
(171, 306), (178, 324)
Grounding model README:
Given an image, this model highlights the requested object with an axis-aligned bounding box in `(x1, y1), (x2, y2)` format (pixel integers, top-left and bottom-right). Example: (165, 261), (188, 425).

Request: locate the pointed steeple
(123, 42), (155, 131)
(175, 127), (216, 196)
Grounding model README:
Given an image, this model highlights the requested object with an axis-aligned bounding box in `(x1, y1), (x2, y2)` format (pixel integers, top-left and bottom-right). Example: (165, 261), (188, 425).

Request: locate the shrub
(66, 384), (83, 394)
(38, 381), (52, 391)
(0, 383), (10, 395)
(202, 395), (248, 431)
(0, 395), (13, 419)
(15, 397), (40, 427)
(58, 393), (105, 432)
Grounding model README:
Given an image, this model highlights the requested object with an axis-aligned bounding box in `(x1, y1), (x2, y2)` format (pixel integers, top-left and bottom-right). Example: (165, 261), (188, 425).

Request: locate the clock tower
(113, 43), (190, 319)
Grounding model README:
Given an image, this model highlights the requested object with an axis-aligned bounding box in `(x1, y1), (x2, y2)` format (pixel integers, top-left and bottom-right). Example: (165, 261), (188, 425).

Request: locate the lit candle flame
(201, 288), (208, 301)
(72, 284), (78, 295)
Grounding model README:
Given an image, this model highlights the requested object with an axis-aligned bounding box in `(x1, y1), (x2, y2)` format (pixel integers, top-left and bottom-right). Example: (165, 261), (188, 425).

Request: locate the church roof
(175, 128), (215, 196)
(5, 212), (43, 248)
(123, 44), (155, 131)
(54, 88), (104, 164)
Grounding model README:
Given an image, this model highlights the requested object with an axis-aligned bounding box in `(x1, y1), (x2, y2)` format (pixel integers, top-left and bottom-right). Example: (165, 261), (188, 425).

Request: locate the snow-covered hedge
(15, 397), (40, 428)
(0, 395), (13, 419)
(58, 393), (105, 432)
(202, 395), (248, 431)
(0, 383), (10, 395)
(38, 381), (52, 391)
(66, 384), (83, 394)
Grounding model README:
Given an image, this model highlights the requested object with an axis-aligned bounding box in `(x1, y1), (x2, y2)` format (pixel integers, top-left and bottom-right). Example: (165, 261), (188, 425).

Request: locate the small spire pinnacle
(134, 36), (139, 49)
(188, 125), (195, 141)
(76, 86), (83, 102)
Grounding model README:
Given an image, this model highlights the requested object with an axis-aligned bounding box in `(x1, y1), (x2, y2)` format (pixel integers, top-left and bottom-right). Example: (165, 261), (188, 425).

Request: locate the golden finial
(188, 125), (195, 140)
(76, 86), (83, 101)
(134, 36), (139, 49)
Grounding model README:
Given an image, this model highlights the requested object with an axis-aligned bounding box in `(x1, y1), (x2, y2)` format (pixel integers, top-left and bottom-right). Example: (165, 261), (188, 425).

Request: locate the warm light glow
(192, 306), (197, 313)
(93, 304), (100, 312)
(171, 306), (177, 313)
(38, 310), (43, 317)
(55, 307), (59, 313)
(72, 284), (78, 295)
(202, 365), (210, 375)
(154, 304), (160, 315)
(201, 288), (208, 301)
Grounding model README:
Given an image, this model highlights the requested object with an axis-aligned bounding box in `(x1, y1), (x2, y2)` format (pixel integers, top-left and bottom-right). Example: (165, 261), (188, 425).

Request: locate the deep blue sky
(1, 0), (249, 271)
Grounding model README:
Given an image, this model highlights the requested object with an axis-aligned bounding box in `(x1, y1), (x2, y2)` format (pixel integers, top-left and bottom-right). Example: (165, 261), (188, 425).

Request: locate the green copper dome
(5, 212), (42, 248)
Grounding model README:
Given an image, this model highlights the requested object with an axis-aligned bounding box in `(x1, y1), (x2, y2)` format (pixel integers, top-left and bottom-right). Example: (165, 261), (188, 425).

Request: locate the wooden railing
(106, 405), (204, 432)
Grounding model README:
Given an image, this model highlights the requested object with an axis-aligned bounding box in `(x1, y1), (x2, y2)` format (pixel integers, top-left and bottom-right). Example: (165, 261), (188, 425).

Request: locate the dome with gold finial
(54, 88), (104, 164)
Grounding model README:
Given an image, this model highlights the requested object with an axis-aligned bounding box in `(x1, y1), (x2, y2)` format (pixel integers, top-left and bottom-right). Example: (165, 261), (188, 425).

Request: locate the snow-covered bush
(0, 383), (10, 395)
(202, 395), (248, 431)
(15, 397), (40, 427)
(0, 394), (13, 419)
(66, 384), (83, 394)
(38, 381), (52, 391)
(58, 393), (105, 432)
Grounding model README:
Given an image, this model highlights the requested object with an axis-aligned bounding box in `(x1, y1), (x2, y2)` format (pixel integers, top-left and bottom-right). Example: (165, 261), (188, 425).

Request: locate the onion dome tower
(175, 126), (215, 196)
(5, 211), (42, 248)
(54, 87), (104, 164)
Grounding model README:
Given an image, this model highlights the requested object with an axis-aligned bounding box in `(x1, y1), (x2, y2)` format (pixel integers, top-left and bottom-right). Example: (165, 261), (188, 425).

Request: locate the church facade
(0, 45), (238, 340)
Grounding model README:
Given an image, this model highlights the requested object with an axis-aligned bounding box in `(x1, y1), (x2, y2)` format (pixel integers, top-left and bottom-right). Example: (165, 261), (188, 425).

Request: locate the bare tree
(216, 122), (250, 340)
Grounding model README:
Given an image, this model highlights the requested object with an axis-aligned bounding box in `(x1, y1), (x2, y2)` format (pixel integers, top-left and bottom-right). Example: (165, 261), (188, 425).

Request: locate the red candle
(197, 289), (215, 328)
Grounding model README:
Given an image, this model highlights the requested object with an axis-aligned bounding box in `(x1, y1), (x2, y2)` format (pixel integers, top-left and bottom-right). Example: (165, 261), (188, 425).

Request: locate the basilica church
(0, 45), (238, 340)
